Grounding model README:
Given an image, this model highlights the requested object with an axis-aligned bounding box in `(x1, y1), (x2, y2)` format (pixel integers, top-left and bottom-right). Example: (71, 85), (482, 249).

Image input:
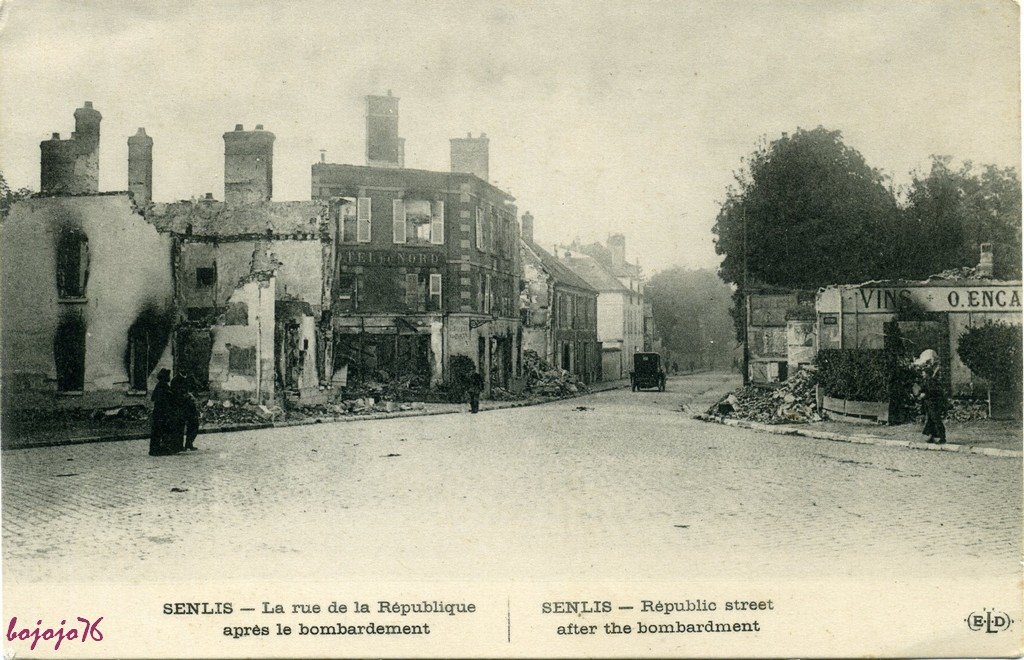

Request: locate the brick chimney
(608, 233), (625, 269)
(40, 102), (101, 194)
(521, 212), (534, 244)
(127, 128), (154, 205)
(366, 91), (404, 168)
(450, 132), (489, 181)
(223, 123), (275, 205)
(977, 242), (994, 278)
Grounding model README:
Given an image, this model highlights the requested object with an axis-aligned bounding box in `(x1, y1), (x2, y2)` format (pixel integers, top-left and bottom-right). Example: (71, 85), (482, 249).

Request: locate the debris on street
(522, 350), (589, 397)
(706, 367), (820, 424)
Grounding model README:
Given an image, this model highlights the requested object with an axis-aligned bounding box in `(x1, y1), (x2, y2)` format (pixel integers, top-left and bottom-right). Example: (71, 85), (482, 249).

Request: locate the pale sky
(0, 0), (1019, 273)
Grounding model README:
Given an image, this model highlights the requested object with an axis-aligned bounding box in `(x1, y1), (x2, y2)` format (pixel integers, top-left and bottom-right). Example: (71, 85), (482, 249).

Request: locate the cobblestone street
(3, 373), (1020, 585)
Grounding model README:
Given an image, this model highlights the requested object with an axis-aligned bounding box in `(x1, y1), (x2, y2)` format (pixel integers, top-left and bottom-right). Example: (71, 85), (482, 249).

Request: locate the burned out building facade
(2, 103), (175, 411)
(150, 124), (332, 404)
(311, 94), (522, 394)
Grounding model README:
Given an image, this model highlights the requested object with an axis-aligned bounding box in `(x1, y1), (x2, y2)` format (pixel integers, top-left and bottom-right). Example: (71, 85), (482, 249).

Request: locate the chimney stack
(223, 123), (275, 205)
(127, 127), (154, 205)
(366, 92), (404, 168)
(521, 212), (534, 244)
(608, 233), (626, 269)
(450, 132), (490, 181)
(977, 242), (994, 278)
(40, 102), (101, 194)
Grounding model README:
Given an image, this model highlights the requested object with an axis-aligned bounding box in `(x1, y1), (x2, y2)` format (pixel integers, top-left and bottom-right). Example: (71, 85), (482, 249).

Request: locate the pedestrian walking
(913, 349), (947, 444)
(467, 369), (484, 414)
(149, 368), (172, 456)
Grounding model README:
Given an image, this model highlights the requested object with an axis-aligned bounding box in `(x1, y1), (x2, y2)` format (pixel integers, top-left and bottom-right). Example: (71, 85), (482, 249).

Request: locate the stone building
(310, 94), (522, 395)
(816, 275), (1022, 396)
(560, 235), (645, 380)
(519, 212), (600, 382)
(149, 124), (331, 404)
(2, 103), (175, 412)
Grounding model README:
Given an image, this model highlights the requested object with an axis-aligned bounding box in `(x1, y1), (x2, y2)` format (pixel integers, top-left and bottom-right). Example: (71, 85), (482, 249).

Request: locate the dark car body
(631, 352), (666, 392)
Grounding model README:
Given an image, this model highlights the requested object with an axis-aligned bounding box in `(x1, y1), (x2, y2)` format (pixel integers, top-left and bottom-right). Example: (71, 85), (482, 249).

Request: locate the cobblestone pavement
(3, 373), (1020, 585)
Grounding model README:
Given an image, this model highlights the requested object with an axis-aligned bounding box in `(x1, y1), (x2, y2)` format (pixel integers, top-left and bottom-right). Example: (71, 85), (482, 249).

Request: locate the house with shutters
(310, 93), (522, 395)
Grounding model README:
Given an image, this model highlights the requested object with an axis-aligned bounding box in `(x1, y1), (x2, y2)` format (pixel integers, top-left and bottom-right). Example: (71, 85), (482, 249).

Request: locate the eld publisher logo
(965, 609), (1014, 633)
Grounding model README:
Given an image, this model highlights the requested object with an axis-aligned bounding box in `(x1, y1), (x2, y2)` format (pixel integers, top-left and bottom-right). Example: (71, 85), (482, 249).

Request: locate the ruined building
(2, 105), (331, 413)
(148, 124), (330, 404)
(3, 103), (175, 411)
(519, 212), (600, 383)
(311, 94), (522, 394)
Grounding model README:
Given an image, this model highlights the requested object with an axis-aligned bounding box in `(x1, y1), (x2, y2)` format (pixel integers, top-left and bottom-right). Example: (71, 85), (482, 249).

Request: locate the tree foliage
(903, 157), (1022, 279)
(1, 169), (34, 220)
(647, 268), (737, 368)
(957, 321), (1022, 389)
(713, 127), (901, 291)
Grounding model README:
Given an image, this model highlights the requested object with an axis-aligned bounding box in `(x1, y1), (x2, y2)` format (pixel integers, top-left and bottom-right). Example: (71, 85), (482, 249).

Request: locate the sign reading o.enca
(338, 249), (444, 267)
(848, 285), (1023, 313)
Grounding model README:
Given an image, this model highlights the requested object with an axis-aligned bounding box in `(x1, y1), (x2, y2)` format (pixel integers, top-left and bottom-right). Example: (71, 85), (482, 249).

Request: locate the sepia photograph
(1, 0), (1021, 656)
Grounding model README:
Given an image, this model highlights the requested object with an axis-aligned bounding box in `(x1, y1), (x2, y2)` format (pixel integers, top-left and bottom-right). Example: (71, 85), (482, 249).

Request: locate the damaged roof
(559, 254), (632, 294)
(523, 239), (598, 294)
(147, 200), (328, 238)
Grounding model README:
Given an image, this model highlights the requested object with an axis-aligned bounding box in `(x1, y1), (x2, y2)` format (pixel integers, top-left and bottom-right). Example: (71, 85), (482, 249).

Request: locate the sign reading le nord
(852, 285), (1022, 312)
(338, 249), (444, 267)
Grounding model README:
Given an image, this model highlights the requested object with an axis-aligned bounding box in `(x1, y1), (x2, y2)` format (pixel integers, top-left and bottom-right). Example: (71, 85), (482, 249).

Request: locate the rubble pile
(201, 399), (268, 425)
(946, 399), (990, 423)
(522, 350), (588, 397)
(707, 368), (820, 424)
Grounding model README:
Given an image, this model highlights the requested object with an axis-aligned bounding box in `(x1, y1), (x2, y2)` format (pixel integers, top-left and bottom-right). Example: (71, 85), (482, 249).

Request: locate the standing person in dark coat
(467, 370), (484, 414)
(150, 369), (172, 456)
(914, 350), (948, 444)
(166, 374), (190, 454)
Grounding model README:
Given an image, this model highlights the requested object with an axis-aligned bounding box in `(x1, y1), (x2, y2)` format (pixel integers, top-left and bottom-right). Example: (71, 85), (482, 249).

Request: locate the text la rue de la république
(161, 596), (776, 640)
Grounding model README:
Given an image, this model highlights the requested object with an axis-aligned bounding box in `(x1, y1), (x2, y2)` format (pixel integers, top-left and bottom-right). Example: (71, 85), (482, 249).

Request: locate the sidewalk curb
(694, 414), (1023, 458)
(4, 381), (631, 450)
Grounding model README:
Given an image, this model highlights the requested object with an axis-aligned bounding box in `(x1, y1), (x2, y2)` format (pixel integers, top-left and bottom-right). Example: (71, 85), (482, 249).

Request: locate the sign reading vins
(338, 249), (444, 267)
(849, 285), (1022, 312)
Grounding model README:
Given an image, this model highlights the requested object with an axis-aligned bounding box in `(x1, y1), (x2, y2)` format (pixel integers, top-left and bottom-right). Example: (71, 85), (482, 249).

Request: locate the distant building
(519, 212), (599, 383)
(311, 95), (522, 395)
(559, 235), (644, 380)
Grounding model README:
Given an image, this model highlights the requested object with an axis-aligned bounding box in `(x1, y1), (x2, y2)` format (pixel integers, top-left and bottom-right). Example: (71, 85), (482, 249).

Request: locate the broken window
(196, 266), (216, 288)
(403, 270), (442, 313)
(54, 314), (86, 392)
(56, 227), (89, 298)
(227, 344), (257, 376)
(336, 273), (357, 312)
(336, 197), (359, 243)
(429, 273), (442, 310)
(394, 199), (444, 245)
(223, 302), (249, 326)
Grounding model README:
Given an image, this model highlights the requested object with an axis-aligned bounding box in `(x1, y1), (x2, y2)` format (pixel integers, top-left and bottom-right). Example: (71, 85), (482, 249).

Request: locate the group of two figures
(149, 369), (201, 456)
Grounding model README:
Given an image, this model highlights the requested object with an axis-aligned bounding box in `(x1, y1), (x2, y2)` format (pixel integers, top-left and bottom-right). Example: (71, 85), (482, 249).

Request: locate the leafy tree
(647, 268), (737, 368)
(713, 127), (902, 292)
(903, 158), (1021, 279)
(957, 321), (1022, 389)
(1, 169), (34, 220)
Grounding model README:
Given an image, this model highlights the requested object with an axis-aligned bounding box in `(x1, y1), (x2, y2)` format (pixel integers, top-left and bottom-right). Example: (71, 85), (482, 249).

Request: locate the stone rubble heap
(522, 349), (588, 397)
(707, 367), (821, 424)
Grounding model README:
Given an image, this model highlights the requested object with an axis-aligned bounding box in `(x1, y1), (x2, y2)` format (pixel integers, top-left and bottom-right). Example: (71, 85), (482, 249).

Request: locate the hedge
(816, 348), (904, 402)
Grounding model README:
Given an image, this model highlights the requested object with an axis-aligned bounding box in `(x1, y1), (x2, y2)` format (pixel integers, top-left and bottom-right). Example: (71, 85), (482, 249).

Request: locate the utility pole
(742, 204), (749, 385)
